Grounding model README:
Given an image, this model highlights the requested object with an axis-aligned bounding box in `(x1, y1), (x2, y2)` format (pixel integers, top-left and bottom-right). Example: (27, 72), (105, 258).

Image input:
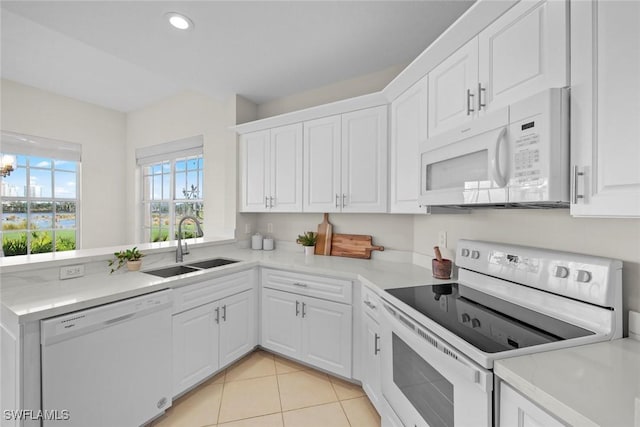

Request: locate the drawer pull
(364, 300), (377, 310)
(293, 282), (308, 288)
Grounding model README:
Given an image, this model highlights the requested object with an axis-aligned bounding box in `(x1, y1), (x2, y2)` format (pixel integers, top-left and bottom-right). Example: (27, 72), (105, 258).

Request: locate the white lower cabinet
(361, 312), (382, 408)
(261, 287), (352, 378)
(172, 302), (220, 397)
(499, 382), (565, 427)
(172, 288), (256, 397)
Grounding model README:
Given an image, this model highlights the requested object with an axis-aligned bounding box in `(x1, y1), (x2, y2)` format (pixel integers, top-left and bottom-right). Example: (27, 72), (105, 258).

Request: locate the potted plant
(296, 231), (317, 255)
(108, 247), (145, 273)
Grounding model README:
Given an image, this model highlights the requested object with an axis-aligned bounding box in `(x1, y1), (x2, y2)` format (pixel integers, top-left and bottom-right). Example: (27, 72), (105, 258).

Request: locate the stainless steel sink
(187, 258), (239, 269)
(144, 265), (199, 278)
(143, 258), (239, 278)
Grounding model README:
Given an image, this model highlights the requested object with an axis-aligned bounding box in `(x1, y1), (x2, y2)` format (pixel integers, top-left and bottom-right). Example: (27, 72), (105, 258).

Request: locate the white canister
(263, 237), (274, 251)
(251, 233), (263, 250)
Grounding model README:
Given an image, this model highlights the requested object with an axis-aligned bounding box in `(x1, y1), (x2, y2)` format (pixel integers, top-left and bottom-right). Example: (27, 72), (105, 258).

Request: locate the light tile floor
(151, 349), (381, 427)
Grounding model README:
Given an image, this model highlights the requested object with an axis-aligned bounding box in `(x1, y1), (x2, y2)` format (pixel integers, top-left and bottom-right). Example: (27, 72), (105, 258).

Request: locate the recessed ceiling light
(166, 12), (193, 31)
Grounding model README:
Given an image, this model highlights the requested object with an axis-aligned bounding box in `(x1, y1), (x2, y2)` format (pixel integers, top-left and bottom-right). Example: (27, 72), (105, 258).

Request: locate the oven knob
(461, 248), (470, 257)
(471, 318), (481, 328)
(471, 250), (480, 259)
(554, 266), (570, 279)
(576, 270), (592, 283)
(461, 313), (471, 323)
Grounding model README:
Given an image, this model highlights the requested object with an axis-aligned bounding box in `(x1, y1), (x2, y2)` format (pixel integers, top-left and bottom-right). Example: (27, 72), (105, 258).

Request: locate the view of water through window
(1, 154), (78, 256)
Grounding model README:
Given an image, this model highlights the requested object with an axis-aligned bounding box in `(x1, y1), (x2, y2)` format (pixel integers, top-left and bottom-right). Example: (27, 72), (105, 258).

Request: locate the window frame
(140, 154), (204, 243)
(1, 154), (81, 255)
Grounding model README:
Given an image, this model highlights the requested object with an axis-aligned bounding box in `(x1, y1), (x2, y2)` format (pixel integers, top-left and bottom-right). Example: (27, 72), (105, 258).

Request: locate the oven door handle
(382, 303), (491, 392)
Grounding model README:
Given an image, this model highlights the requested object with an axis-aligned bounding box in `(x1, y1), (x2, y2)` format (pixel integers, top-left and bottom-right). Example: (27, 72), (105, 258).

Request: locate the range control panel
(455, 239), (622, 308)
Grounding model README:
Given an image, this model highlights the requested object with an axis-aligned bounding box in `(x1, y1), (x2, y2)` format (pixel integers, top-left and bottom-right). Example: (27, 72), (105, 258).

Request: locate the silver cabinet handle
(342, 194), (346, 208)
(215, 307), (220, 324)
(364, 300), (376, 310)
(293, 282), (308, 288)
(478, 83), (486, 111)
(265, 196), (269, 209)
(302, 302), (307, 318)
(222, 304), (227, 322)
(335, 194), (340, 208)
(374, 333), (380, 355)
(269, 196), (274, 208)
(573, 165), (585, 204)
(466, 89), (475, 116)
(296, 300), (300, 317)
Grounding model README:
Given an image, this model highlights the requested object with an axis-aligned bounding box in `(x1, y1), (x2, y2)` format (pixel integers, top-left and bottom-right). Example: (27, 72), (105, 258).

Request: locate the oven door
(419, 107), (509, 206)
(380, 302), (492, 427)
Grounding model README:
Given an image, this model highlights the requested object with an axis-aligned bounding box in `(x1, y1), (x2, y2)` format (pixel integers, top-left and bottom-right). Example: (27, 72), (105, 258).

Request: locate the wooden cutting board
(330, 234), (384, 259)
(314, 213), (333, 255)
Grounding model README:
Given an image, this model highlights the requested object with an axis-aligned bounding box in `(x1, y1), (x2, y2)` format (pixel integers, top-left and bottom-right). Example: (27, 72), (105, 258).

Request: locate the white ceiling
(1, 1), (474, 112)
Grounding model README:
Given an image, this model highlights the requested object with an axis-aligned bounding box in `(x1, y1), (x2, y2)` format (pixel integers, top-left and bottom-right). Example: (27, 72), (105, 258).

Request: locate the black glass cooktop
(385, 284), (594, 353)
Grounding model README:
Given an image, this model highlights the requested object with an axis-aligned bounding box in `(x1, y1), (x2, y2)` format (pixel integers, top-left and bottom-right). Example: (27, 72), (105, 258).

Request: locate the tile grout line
(215, 370), (227, 426)
(329, 378), (353, 427)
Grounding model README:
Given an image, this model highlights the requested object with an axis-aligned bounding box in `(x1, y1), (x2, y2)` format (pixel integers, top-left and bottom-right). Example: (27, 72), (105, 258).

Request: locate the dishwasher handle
(41, 290), (173, 345)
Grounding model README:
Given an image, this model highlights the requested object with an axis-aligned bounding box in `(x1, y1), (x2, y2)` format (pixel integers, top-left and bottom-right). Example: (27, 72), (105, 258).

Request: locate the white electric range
(379, 239), (622, 427)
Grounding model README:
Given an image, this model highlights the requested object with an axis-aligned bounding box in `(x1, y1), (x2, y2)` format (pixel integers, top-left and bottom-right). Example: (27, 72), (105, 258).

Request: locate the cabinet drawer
(262, 268), (352, 304)
(173, 270), (254, 314)
(361, 284), (382, 322)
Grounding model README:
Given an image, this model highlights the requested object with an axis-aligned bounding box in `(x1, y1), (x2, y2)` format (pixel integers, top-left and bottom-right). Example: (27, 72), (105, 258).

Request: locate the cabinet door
(361, 313), (382, 409)
(239, 130), (270, 212)
(219, 290), (257, 367)
(479, 0), (568, 114)
(172, 303), (219, 396)
(270, 124), (303, 212)
(390, 75), (429, 213)
(571, 0), (640, 217)
(428, 37), (479, 137)
(303, 115), (342, 212)
(300, 296), (352, 378)
(341, 106), (388, 213)
(261, 288), (302, 359)
(499, 382), (565, 427)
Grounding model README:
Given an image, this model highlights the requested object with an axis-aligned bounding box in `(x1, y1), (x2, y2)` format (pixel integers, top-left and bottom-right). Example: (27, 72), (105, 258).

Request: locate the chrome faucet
(176, 215), (204, 263)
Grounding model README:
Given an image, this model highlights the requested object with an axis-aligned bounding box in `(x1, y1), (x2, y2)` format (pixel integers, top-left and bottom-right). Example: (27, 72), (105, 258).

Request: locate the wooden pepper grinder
(432, 246), (452, 279)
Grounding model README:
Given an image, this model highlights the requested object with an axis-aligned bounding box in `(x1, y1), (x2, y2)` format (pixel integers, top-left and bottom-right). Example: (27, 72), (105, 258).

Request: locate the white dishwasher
(41, 289), (172, 427)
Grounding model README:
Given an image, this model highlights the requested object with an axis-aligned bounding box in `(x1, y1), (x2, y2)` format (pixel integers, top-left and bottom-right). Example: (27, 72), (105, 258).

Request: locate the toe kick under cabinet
(172, 269), (258, 397)
(260, 268), (353, 378)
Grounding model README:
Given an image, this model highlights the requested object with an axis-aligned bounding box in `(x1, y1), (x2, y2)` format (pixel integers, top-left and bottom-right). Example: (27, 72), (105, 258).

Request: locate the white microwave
(419, 88), (569, 207)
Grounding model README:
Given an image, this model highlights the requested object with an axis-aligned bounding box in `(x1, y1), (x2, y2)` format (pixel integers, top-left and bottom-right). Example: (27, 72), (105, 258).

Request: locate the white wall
(256, 64), (406, 119)
(125, 91), (237, 242)
(0, 79), (128, 248)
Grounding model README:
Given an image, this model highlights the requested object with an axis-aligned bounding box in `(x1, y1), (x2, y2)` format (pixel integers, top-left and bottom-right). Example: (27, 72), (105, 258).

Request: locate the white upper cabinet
(304, 106), (388, 213)
(428, 0), (568, 137)
(478, 0), (568, 114)
(570, 0), (640, 217)
(341, 106), (388, 213)
(239, 124), (302, 212)
(269, 124), (303, 212)
(390, 75), (429, 213)
(239, 130), (270, 212)
(428, 38), (479, 137)
(303, 115), (342, 212)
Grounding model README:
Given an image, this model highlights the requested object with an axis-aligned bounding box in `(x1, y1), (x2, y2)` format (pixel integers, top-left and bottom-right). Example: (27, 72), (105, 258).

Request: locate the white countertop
(495, 338), (640, 427)
(1, 243), (449, 323)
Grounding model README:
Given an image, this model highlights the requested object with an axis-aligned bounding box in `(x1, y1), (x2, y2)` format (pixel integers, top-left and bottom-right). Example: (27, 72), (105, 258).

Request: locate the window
(1, 132), (81, 256)
(138, 136), (204, 242)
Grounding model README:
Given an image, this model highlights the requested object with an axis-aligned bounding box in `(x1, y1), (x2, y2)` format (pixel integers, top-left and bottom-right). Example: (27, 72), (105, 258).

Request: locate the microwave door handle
(491, 127), (508, 188)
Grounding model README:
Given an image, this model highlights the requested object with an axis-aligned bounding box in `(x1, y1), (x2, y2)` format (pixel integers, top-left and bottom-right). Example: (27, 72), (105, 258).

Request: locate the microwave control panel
(512, 116), (542, 186)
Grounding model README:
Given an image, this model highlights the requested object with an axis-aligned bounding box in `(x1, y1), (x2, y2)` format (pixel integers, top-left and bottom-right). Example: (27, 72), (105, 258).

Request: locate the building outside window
(1, 132), (81, 256)
(138, 136), (204, 242)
